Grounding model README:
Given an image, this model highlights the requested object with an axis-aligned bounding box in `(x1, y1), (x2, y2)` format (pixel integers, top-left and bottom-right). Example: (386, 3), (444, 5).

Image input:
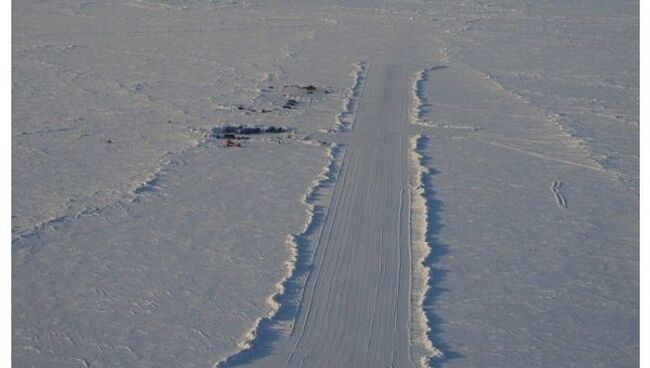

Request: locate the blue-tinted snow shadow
(416, 135), (463, 367)
(414, 66), (447, 121)
(217, 148), (342, 367)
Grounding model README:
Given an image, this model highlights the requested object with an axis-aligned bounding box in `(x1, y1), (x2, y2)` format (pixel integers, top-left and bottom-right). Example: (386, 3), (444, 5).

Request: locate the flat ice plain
(13, 1), (638, 367)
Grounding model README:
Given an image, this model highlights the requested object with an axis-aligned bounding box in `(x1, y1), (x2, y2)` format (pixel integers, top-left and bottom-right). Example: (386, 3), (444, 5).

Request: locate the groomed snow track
(219, 64), (433, 367)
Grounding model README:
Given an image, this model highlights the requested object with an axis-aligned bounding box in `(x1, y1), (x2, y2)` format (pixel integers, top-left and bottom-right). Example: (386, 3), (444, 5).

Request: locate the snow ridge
(215, 143), (343, 367)
(448, 58), (618, 179)
(551, 180), (567, 209)
(411, 66), (447, 125)
(409, 135), (444, 367)
(12, 133), (207, 251)
(12, 153), (187, 252)
(333, 62), (367, 132)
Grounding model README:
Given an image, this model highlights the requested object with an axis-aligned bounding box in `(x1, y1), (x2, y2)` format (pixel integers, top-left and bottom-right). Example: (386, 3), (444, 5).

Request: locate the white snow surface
(13, 0), (638, 367)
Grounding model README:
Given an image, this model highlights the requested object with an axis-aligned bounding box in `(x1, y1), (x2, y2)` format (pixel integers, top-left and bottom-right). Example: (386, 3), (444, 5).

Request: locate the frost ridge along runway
(219, 64), (424, 367)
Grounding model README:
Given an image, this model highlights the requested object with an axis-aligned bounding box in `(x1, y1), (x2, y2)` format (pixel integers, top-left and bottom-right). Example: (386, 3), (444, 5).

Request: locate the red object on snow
(225, 139), (241, 148)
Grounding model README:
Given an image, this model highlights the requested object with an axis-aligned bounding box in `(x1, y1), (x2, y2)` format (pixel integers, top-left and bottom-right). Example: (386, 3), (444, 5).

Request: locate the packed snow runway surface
(220, 65), (416, 367)
(13, 0), (637, 367)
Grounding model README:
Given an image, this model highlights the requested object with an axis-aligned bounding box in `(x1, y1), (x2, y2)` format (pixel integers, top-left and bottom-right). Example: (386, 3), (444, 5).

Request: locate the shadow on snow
(417, 135), (463, 367)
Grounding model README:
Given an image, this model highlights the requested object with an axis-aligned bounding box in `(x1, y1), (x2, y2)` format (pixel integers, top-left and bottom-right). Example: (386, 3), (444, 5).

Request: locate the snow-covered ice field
(13, 0), (638, 367)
